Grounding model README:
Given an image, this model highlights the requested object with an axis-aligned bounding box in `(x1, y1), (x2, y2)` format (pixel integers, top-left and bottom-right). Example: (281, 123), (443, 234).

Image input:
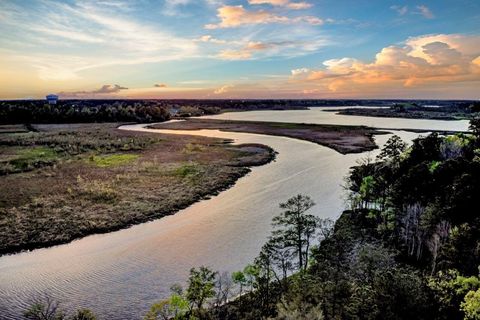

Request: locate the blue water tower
(46, 94), (59, 105)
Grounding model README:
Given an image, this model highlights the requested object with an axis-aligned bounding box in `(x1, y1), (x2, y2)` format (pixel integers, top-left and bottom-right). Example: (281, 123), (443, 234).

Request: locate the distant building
(46, 94), (59, 105)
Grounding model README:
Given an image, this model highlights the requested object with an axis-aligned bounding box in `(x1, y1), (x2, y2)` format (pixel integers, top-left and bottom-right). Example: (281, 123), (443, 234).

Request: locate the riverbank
(149, 118), (387, 154)
(332, 105), (478, 121)
(0, 123), (275, 255)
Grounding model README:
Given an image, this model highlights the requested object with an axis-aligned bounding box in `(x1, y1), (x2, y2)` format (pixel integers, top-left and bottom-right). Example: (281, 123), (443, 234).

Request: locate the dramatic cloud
(204, 5), (322, 29)
(248, 0), (313, 10)
(58, 84), (128, 97)
(290, 34), (480, 93)
(154, 83), (168, 88)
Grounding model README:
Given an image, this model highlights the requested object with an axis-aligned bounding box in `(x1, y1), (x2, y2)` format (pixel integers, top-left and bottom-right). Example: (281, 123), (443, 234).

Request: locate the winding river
(0, 109), (469, 319)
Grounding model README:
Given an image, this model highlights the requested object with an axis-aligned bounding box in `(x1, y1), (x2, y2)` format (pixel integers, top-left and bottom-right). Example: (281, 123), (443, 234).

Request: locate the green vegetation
(88, 154), (139, 168)
(1, 146), (58, 174)
(173, 163), (202, 178)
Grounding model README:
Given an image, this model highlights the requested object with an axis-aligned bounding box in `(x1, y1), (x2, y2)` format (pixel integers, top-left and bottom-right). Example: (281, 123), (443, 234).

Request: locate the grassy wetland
(150, 118), (386, 154)
(0, 123), (275, 255)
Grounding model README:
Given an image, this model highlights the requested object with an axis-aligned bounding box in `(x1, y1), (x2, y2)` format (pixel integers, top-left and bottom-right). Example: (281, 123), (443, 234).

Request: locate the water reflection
(204, 107), (470, 132)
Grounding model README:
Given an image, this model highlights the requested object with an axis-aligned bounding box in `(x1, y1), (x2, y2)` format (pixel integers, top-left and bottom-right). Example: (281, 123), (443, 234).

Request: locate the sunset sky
(1, 0), (479, 99)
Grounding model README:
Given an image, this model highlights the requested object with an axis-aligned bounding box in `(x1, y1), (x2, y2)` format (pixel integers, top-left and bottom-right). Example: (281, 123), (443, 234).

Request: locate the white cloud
(248, 0), (313, 10)
(291, 68), (310, 75)
(390, 5), (408, 16)
(0, 1), (198, 80)
(214, 84), (234, 94)
(205, 5), (323, 29)
(194, 35), (227, 44)
(416, 5), (434, 19)
(290, 34), (480, 92)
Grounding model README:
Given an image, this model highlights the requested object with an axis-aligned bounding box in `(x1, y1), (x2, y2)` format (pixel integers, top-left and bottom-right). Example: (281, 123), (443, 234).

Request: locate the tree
(272, 194), (318, 272)
(232, 271), (247, 297)
(470, 117), (480, 137)
(260, 236), (295, 290)
(428, 268), (480, 319)
(23, 296), (96, 320)
(186, 266), (217, 312)
(70, 309), (96, 320)
(462, 288), (480, 320)
(214, 271), (234, 307)
(145, 284), (188, 320)
(376, 134), (407, 163)
(24, 296), (65, 320)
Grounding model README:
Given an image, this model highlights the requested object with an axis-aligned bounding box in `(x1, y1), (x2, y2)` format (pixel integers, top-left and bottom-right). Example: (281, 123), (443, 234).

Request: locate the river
(0, 109), (469, 319)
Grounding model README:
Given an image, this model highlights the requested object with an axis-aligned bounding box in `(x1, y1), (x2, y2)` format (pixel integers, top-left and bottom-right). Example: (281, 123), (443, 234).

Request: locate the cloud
(162, 0), (192, 16)
(194, 35), (227, 44)
(216, 39), (324, 60)
(0, 1), (197, 80)
(291, 68), (310, 75)
(217, 41), (281, 60)
(416, 5), (434, 19)
(217, 49), (253, 60)
(204, 5), (322, 29)
(214, 85), (234, 94)
(390, 5), (408, 16)
(290, 34), (480, 93)
(154, 83), (168, 88)
(473, 56), (480, 67)
(58, 84), (128, 97)
(248, 0), (313, 10)
(94, 84), (128, 93)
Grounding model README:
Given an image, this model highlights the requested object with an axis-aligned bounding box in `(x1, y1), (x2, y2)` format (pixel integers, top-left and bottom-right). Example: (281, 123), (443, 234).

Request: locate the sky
(0, 0), (479, 100)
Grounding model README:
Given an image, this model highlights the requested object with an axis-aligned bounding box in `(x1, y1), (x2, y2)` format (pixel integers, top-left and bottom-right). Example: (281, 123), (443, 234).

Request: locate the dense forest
(1, 99), (477, 124)
(0, 100), (172, 124)
(0, 99), (304, 124)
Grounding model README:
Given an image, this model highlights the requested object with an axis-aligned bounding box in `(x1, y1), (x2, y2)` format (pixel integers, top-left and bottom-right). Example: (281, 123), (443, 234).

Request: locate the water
(0, 109), (469, 319)
(203, 107), (470, 132)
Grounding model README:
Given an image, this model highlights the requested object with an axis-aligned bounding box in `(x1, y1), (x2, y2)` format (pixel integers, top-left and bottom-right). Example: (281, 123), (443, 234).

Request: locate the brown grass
(149, 118), (387, 154)
(0, 123), (275, 255)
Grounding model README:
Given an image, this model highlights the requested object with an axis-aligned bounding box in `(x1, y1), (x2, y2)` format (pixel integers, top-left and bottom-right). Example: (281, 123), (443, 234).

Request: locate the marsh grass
(75, 175), (119, 203)
(0, 146), (59, 174)
(173, 163), (202, 178)
(182, 143), (206, 154)
(88, 154), (139, 168)
(0, 123), (275, 254)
